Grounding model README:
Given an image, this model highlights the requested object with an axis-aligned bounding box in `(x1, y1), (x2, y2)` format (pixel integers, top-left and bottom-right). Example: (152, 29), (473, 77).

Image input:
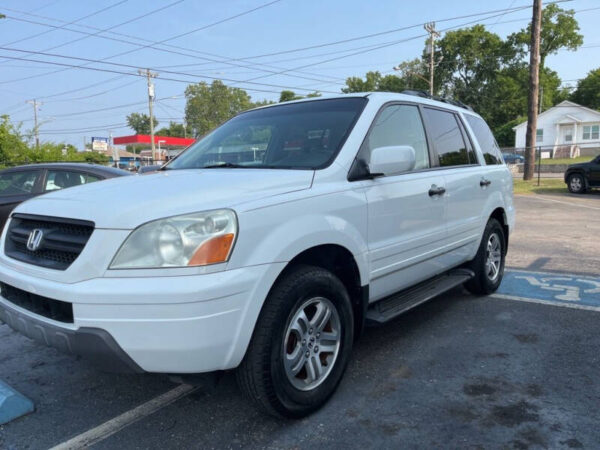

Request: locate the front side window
(422, 108), (470, 167)
(45, 170), (101, 191)
(466, 115), (503, 165)
(365, 104), (430, 171)
(167, 98), (367, 170)
(0, 170), (40, 196)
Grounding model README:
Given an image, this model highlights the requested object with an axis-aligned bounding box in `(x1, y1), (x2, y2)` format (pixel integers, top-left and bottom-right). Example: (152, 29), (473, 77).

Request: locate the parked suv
(0, 92), (514, 418)
(564, 155), (600, 193)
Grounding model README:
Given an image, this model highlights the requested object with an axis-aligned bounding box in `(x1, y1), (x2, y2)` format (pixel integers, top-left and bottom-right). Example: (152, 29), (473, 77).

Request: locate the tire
(236, 264), (354, 418)
(464, 218), (506, 295)
(567, 173), (586, 194)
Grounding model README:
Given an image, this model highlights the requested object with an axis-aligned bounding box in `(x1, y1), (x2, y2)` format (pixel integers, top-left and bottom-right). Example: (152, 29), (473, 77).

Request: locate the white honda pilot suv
(0, 92), (514, 417)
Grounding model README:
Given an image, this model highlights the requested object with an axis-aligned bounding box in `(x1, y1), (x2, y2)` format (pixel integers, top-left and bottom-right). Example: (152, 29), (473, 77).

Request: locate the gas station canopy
(112, 134), (195, 148)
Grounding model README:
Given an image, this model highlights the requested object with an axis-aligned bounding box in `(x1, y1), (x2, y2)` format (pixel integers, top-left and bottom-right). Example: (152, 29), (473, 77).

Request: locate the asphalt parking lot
(1, 193), (599, 449)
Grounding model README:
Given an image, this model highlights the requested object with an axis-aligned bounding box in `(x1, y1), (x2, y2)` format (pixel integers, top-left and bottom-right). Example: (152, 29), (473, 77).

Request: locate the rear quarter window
(465, 115), (503, 165)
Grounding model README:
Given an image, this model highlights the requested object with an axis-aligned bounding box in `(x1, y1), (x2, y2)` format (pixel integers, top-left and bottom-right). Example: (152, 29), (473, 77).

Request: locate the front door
(361, 103), (447, 301)
(560, 125), (574, 144)
(589, 155), (600, 186)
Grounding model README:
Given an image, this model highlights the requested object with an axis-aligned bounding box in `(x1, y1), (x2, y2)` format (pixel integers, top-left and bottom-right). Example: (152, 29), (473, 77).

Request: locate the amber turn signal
(188, 233), (235, 266)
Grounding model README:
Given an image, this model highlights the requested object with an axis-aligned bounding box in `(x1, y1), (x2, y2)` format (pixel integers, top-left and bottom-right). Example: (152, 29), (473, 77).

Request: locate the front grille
(5, 214), (94, 270)
(0, 282), (73, 323)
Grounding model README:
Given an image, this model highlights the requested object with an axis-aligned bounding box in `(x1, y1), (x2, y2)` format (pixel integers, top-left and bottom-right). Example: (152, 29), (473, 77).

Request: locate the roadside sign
(91, 137), (109, 151)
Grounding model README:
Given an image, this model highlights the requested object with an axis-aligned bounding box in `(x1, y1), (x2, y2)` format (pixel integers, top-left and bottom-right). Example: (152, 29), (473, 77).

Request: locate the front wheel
(567, 173), (586, 194)
(237, 265), (354, 418)
(464, 218), (506, 295)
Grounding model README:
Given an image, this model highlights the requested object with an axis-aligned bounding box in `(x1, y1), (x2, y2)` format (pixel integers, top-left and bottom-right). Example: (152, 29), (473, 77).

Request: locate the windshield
(166, 97), (367, 170)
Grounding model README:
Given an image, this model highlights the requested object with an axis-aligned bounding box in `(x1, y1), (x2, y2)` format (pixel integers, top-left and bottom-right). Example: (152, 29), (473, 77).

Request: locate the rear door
(0, 169), (43, 231)
(361, 103), (447, 301)
(421, 107), (484, 267)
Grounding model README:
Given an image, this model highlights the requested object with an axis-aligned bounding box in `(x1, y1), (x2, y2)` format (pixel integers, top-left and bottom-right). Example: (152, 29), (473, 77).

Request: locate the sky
(0, 0), (599, 147)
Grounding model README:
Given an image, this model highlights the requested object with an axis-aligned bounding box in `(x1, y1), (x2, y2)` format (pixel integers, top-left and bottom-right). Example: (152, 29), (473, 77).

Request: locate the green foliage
(494, 116), (525, 148)
(508, 4), (583, 68)
(156, 121), (189, 138)
(570, 68), (600, 110)
(0, 115), (28, 163)
(0, 115), (108, 166)
(126, 112), (158, 135)
(342, 71), (406, 93)
(185, 80), (256, 137)
(279, 90), (321, 102)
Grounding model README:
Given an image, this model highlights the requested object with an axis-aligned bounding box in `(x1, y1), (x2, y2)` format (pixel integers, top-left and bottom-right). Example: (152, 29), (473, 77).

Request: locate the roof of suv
(250, 91), (479, 117)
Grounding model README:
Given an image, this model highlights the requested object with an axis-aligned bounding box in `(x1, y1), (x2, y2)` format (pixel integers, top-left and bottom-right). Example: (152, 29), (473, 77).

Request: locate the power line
(0, 0), (282, 86)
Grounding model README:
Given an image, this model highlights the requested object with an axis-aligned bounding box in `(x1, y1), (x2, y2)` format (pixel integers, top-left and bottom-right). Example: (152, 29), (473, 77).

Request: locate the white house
(513, 100), (600, 158)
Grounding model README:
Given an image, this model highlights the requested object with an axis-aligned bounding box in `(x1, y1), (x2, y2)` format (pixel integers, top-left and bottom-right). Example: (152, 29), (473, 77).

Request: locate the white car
(0, 92), (514, 418)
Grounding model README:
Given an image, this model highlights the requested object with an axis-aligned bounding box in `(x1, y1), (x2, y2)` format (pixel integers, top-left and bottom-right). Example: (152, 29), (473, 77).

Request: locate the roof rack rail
(401, 90), (473, 111)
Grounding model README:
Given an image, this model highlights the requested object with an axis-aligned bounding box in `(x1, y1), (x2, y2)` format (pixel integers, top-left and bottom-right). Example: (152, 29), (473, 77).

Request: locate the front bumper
(0, 262), (285, 373)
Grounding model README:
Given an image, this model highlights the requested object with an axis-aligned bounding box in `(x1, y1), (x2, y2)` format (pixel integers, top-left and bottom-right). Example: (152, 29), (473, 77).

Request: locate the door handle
(428, 185), (446, 196)
(480, 179), (491, 187)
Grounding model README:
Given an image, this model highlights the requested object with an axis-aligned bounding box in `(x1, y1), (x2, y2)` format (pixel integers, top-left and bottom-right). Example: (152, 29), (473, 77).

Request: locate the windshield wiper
(202, 162), (245, 168)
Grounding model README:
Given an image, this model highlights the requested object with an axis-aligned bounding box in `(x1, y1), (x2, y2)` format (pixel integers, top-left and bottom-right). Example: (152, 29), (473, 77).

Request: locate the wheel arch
(270, 244), (368, 341)
(489, 207), (509, 254)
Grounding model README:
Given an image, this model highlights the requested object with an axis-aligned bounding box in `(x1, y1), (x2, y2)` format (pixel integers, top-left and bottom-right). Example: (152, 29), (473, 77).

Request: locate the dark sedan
(0, 163), (131, 229)
(502, 153), (525, 164)
(564, 154), (600, 194)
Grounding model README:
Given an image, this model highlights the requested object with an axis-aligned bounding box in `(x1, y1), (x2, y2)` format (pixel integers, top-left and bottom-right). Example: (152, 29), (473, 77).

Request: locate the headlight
(110, 209), (237, 269)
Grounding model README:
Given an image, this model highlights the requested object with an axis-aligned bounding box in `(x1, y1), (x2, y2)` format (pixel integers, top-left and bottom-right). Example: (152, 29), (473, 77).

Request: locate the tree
(0, 115), (27, 165)
(508, 4), (583, 70)
(392, 58), (430, 91)
(126, 112), (158, 135)
(342, 71), (406, 93)
(156, 121), (189, 138)
(279, 90), (321, 102)
(185, 80), (254, 137)
(570, 68), (600, 110)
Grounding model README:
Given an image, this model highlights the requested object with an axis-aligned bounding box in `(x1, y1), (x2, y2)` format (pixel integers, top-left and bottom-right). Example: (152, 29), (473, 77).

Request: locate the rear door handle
(480, 179), (491, 187)
(428, 185), (446, 196)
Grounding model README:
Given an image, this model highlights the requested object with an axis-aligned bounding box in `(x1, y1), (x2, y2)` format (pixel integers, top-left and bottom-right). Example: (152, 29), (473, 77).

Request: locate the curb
(0, 380), (34, 425)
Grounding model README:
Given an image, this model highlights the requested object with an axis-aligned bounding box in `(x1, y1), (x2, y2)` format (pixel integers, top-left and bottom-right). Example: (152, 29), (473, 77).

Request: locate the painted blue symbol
(498, 270), (600, 308)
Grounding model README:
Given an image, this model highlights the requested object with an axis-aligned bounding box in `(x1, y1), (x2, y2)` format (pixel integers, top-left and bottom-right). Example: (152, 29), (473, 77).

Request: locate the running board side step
(366, 268), (474, 325)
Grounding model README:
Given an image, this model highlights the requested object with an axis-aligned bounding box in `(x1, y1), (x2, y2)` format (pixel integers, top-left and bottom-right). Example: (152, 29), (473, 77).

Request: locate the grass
(513, 178), (566, 195)
(539, 156), (593, 165)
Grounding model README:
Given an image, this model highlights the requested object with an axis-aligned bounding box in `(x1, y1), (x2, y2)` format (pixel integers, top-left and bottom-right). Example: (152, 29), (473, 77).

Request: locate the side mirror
(369, 145), (416, 176)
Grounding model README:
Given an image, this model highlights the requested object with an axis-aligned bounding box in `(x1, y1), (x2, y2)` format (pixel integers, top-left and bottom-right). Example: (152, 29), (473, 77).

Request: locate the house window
(536, 128), (543, 142)
(583, 125), (599, 141)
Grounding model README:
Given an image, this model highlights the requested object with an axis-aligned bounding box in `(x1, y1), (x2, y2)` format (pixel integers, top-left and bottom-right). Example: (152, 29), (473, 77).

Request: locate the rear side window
(422, 108), (470, 167)
(465, 115), (503, 165)
(0, 170), (40, 196)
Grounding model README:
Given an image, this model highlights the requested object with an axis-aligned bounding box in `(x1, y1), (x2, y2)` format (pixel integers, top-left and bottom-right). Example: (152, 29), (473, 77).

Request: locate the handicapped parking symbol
(514, 275), (600, 302)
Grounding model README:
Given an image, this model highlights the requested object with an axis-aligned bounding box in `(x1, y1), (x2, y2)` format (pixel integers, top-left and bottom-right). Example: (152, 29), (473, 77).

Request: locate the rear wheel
(567, 173), (586, 194)
(465, 218), (506, 295)
(237, 265), (354, 418)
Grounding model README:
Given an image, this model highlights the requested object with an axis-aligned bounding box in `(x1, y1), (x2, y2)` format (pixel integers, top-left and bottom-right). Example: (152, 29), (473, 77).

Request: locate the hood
(15, 169), (314, 229)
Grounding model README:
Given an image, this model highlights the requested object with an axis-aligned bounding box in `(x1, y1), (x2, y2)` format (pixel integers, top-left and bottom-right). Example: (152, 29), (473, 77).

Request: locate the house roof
(512, 100), (600, 130)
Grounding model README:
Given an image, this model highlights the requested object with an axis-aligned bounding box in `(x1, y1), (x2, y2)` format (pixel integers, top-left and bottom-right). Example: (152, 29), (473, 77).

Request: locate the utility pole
(26, 99), (41, 149)
(524, 0), (543, 181)
(138, 68), (158, 161)
(424, 22), (440, 96)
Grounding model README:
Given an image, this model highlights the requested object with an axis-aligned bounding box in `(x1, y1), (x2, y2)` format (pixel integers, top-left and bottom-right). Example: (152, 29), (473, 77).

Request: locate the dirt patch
(513, 334), (539, 344)
(463, 383), (497, 396)
(491, 401), (539, 427)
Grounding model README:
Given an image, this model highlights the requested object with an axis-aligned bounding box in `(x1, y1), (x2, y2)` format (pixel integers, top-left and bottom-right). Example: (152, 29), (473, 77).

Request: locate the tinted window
(168, 98), (367, 170)
(422, 108), (469, 167)
(45, 170), (101, 192)
(466, 115), (503, 165)
(0, 171), (40, 196)
(365, 104), (429, 171)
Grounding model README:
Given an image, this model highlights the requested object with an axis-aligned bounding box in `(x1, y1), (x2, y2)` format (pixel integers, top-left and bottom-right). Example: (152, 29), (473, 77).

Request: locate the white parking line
(516, 194), (600, 211)
(492, 293), (600, 313)
(50, 384), (198, 450)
